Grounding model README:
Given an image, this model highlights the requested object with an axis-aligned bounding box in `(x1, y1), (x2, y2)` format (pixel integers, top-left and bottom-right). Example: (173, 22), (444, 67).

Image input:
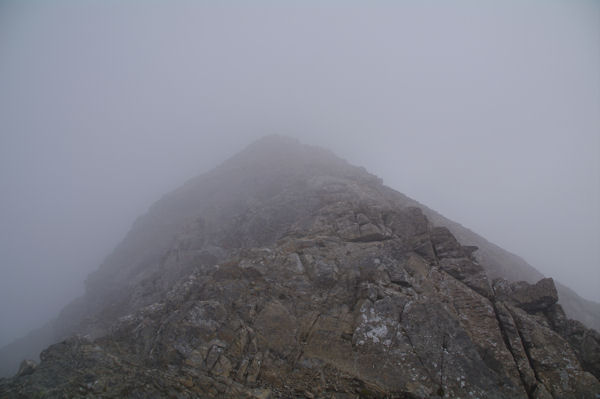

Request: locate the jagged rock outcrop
(492, 278), (559, 313)
(423, 210), (600, 333)
(1, 136), (598, 398)
(545, 303), (600, 381)
(14, 360), (36, 378)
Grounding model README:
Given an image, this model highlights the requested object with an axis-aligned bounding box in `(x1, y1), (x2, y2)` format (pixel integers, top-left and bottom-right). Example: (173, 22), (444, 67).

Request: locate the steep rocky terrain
(1, 135), (599, 398)
(420, 207), (600, 333)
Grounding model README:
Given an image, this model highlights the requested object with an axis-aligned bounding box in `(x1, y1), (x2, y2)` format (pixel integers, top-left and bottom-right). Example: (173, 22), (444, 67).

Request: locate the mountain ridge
(1, 135), (598, 398)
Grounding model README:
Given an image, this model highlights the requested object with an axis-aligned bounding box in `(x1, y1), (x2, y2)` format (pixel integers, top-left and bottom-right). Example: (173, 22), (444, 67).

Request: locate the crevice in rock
(398, 301), (409, 324)
(400, 327), (434, 383)
(505, 306), (547, 397)
(492, 301), (534, 399)
(438, 332), (448, 398)
(304, 313), (321, 345)
(429, 234), (439, 264)
(292, 313), (320, 369)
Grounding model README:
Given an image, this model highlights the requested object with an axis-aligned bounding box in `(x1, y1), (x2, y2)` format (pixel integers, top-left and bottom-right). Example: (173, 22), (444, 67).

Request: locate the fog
(0, 1), (598, 348)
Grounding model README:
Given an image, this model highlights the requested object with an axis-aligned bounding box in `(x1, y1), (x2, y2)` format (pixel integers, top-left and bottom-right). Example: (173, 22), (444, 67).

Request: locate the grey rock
(1, 136), (598, 398)
(546, 303), (600, 379)
(493, 278), (559, 313)
(15, 359), (36, 377)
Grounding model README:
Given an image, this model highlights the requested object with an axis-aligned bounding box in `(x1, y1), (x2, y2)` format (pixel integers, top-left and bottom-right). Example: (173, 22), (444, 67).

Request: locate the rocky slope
(419, 207), (600, 333)
(1, 135), (599, 398)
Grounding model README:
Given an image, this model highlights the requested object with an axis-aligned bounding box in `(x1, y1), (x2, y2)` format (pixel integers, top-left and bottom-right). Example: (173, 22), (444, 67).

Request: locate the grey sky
(0, 1), (598, 347)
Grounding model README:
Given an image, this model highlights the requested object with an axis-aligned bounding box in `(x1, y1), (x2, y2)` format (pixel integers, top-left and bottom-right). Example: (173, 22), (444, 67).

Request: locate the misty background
(0, 1), (598, 349)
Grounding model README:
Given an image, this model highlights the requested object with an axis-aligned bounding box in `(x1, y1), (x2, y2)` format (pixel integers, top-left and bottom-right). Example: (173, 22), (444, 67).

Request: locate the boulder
(15, 360), (36, 377)
(493, 277), (558, 313)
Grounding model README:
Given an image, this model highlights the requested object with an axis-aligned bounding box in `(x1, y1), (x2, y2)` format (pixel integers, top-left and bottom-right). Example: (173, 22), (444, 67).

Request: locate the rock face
(1, 136), (599, 398)
(493, 278), (559, 312)
(421, 207), (600, 333)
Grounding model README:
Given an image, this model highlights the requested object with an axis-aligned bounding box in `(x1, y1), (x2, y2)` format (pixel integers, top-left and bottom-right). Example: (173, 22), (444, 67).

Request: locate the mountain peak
(1, 137), (599, 398)
(244, 133), (302, 149)
(220, 134), (344, 171)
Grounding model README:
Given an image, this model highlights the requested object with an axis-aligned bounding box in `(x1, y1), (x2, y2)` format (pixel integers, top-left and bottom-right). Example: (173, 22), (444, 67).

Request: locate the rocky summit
(1, 136), (599, 398)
